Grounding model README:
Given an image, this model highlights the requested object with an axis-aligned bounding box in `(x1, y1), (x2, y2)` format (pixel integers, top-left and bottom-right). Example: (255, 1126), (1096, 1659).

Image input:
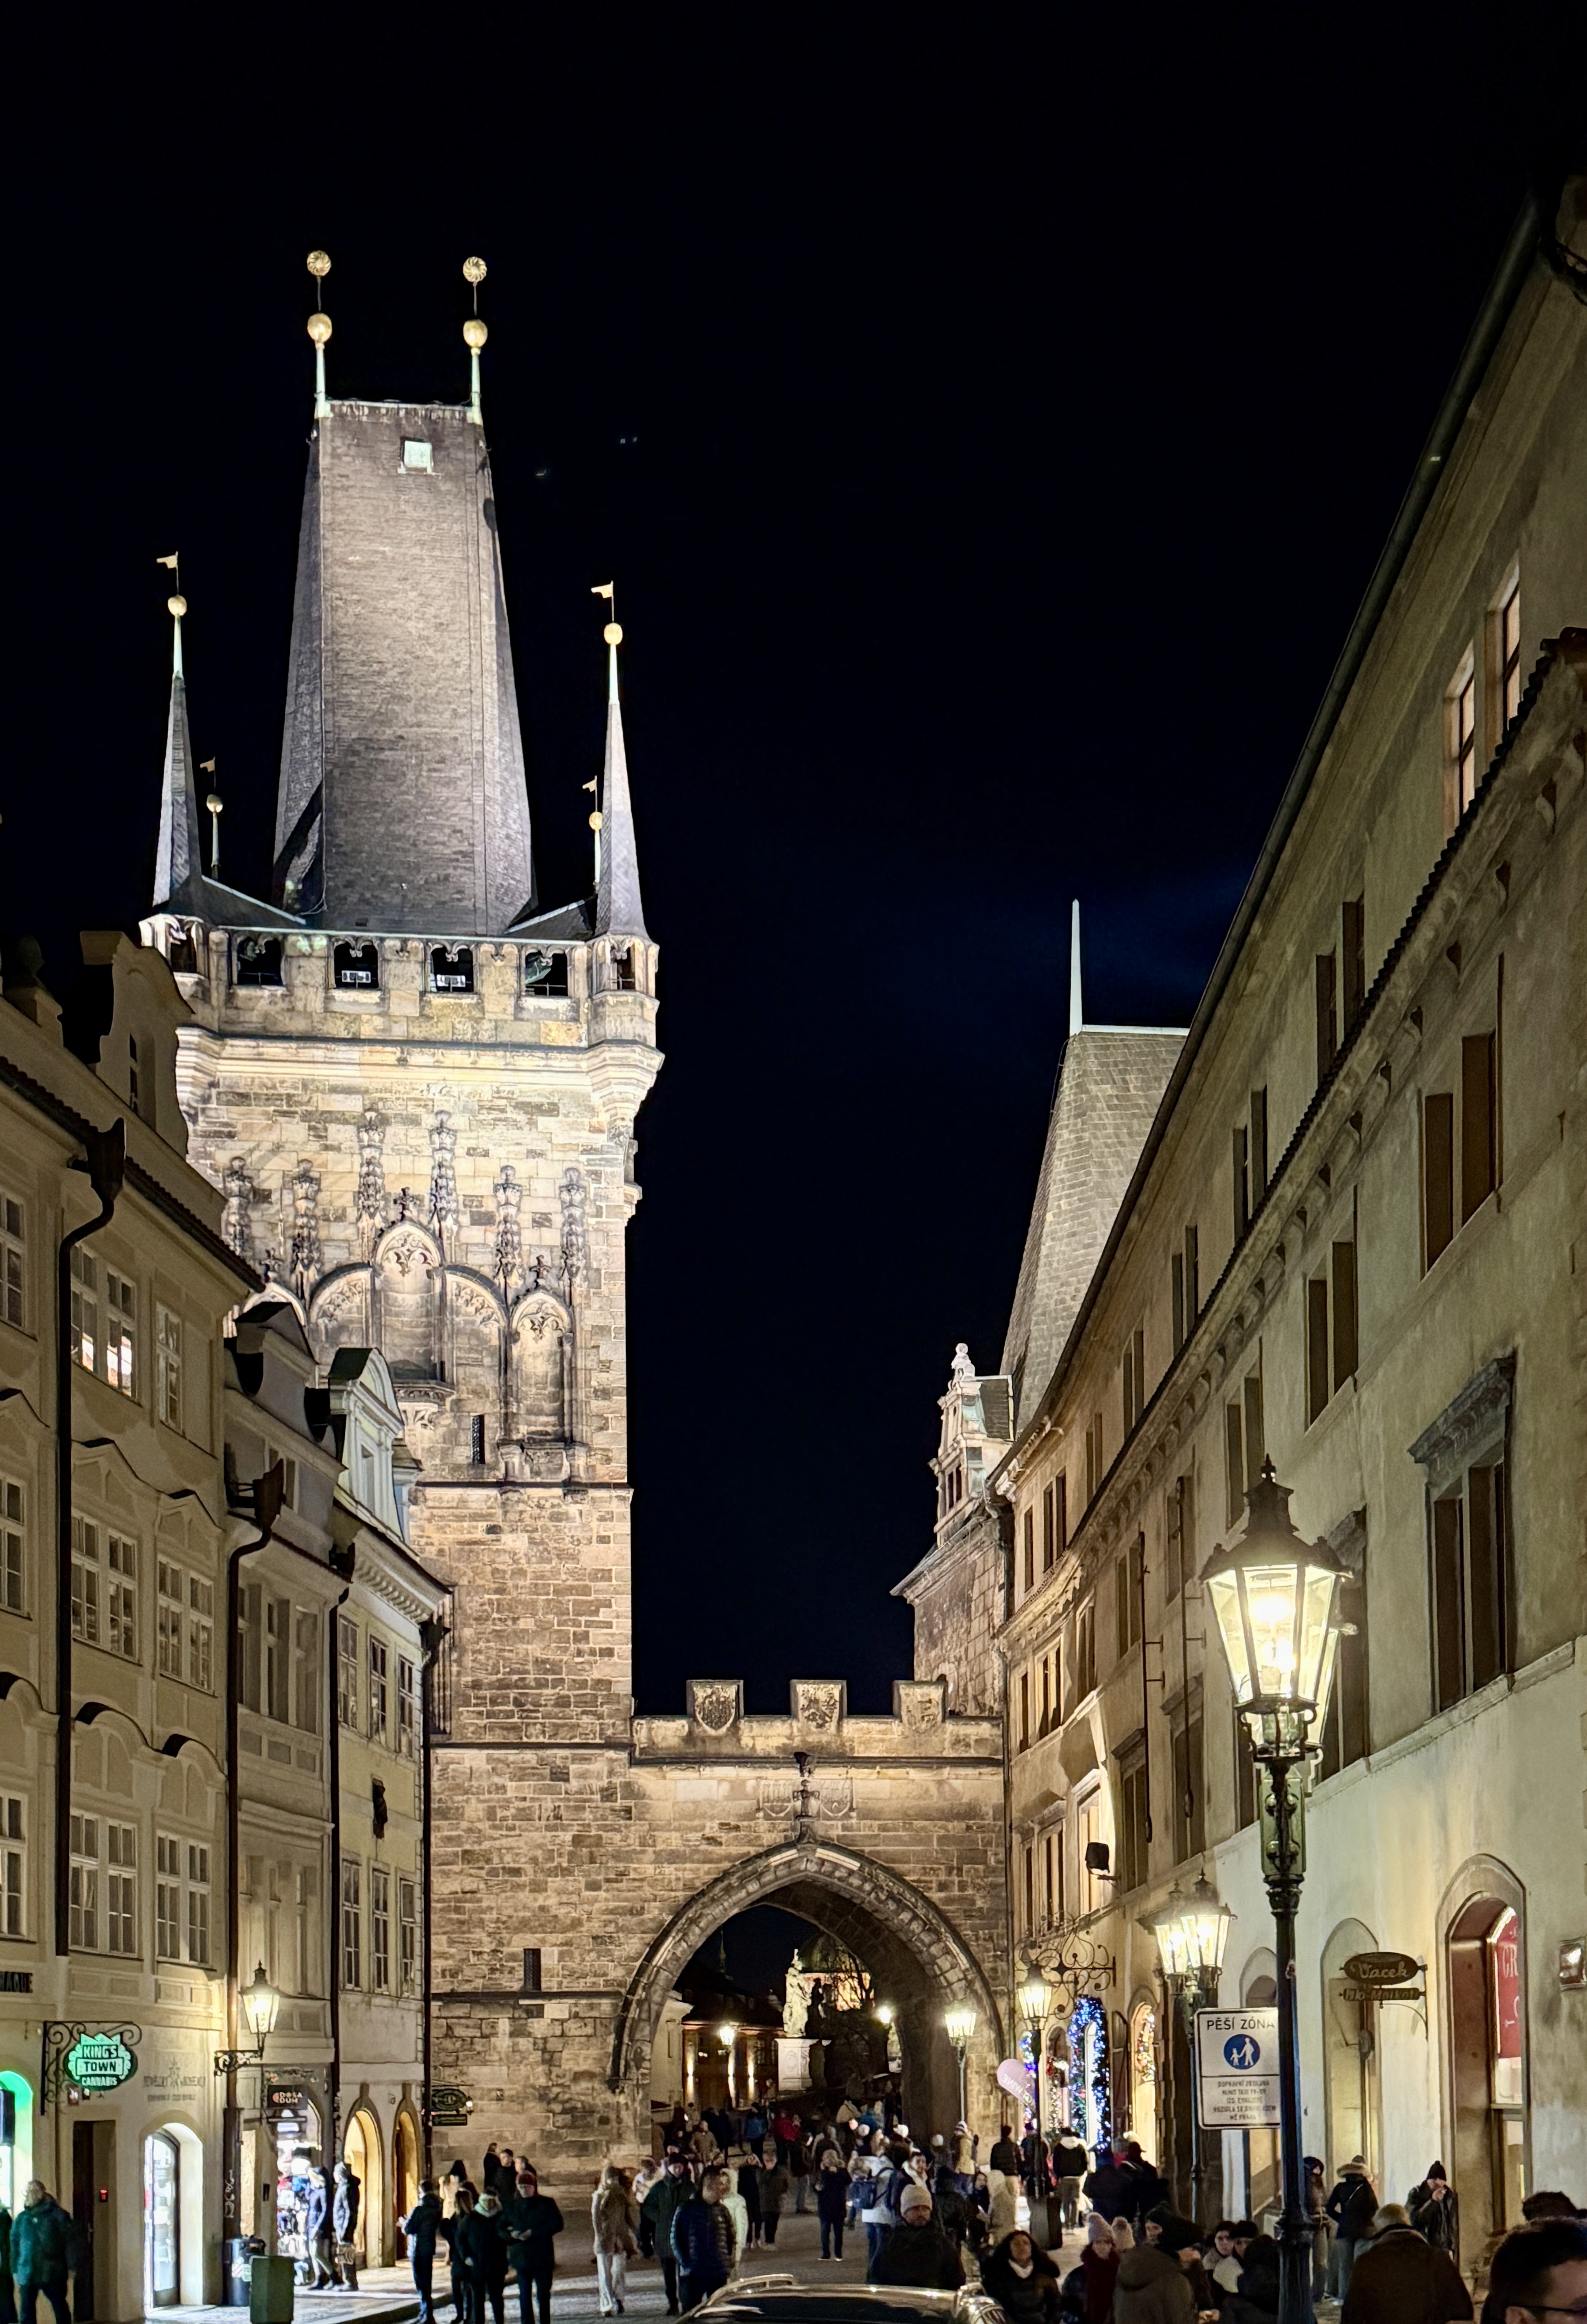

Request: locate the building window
(1306, 1240), (1358, 1425)
(1249, 1087), (1268, 1207)
(1073, 1600), (1097, 1705)
(295, 1612), (320, 1733)
(1114, 1536), (1144, 1660)
(1084, 1412), (1104, 1507)
(1119, 1755), (1150, 1892)
(370, 1866), (391, 1991)
(1422, 1028), (1501, 1267)
(1, 1477), (24, 1613)
(1317, 1571), (1368, 1780)
(1171, 1713), (1205, 1865)
(185, 1844), (209, 1967)
(340, 1858), (362, 1987)
(429, 945), (475, 994)
(105, 1270), (136, 1395)
(1022, 1509), (1035, 1594)
(128, 1034), (141, 1118)
(156, 1307), (183, 1431)
(1171, 1225), (1200, 1355)
(1, 1192), (24, 1328)
(523, 949), (569, 997)
(1224, 1371), (1265, 1524)
(1448, 650), (1478, 822)
(399, 1877), (418, 1992)
(1039, 1654), (1052, 1733)
(3, 1795), (25, 1936)
(266, 1597), (291, 1724)
(157, 1561), (183, 1676)
(1121, 1326), (1146, 1437)
(68, 1251), (138, 1393)
(188, 1576), (213, 1692)
(69, 1814), (99, 1950)
(1043, 1831), (1057, 1924)
(235, 936), (284, 987)
(106, 1533), (138, 1660)
(1022, 1845), (1035, 1933)
(1233, 1124), (1249, 1241)
(332, 941), (380, 990)
(1164, 1472), (1193, 1603)
(70, 1519), (100, 1646)
(1233, 1711), (1257, 1830)
(105, 1824), (137, 1956)
(368, 1636), (389, 1743)
(1315, 949), (1338, 1083)
(1496, 576), (1521, 731)
(398, 1657), (419, 1758)
(1432, 1455), (1510, 1712)
(1341, 895), (1366, 1036)
(69, 1246), (98, 1375)
(156, 1835), (181, 1958)
(1018, 1671), (1030, 1751)
(338, 1618), (359, 1728)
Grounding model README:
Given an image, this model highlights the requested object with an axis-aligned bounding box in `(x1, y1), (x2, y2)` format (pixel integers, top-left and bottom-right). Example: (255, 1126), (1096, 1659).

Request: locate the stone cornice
(1407, 1354), (1515, 1498)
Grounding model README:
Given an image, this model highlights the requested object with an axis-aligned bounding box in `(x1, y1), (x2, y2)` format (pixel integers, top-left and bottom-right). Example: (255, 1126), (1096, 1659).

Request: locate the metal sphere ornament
(589, 810), (604, 832)
(463, 257), (488, 286)
(307, 312), (332, 346)
(167, 594), (188, 619)
(604, 622), (622, 646)
(307, 251), (332, 279)
(463, 318), (488, 351)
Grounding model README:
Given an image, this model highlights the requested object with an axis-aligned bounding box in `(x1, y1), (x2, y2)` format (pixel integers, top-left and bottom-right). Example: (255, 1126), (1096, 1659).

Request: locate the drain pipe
(418, 1614), (447, 2180)
(325, 1537), (354, 2164)
(223, 1464), (285, 2251)
(55, 1121), (124, 1956)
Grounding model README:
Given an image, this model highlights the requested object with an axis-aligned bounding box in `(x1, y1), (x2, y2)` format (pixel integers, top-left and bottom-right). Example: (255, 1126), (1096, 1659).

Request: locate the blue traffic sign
(1223, 2034), (1262, 2070)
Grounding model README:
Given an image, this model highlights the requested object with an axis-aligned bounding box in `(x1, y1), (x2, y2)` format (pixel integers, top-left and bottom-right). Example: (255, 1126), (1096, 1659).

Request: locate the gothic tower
(143, 288), (662, 2118)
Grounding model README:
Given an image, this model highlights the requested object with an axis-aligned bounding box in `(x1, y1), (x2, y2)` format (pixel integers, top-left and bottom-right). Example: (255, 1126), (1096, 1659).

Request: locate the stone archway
(610, 1837), (1004, 2139)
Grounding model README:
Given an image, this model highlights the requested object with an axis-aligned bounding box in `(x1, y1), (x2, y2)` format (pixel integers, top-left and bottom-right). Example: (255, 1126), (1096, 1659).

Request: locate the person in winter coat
(1075, 2215), (1118, 2324)
(989, 2125), (1023, 2178)
(987, 2169), (1019, 2242)
(1408, 2164), (1461, 2266)
(1220, 2233), (1281, 2323)
(1051, 2136), (1088, 2232)
(499, 2168), (565, 2324)
(1083, 2147), (1133, 2223)
(441, 2187), (478, 2324)
(931, 2165), (969, 2254)
(670, 2168), (735, 2312)
(1303, 2159), (1330, 2299)
(810, 2147), (846, 2261)
(0, 2199), (14, 2324)
(980, 2229), (1063, 2324)
(1326, 2159), (1378, 2299)
(402, 2182), (446, 2324)
(868, 2184), (964, 2290)
(468, 2194), (509, 2324)
(640, 2155), (693, 2315)
(591, 2166), (640, 2318)
(758, 2159), (790, 2248)
(9, 2188), (70, 2324)
(1339, 2206), (1471, 2324)
(1112, 2222), (1198, 2323)
(734, 2155), (763, 2249)
(332, 2163), (362, 2291)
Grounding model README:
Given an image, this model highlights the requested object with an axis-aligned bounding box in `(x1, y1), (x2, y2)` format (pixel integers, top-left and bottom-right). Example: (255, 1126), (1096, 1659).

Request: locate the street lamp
(215, 1962), (281, 2077)
(1017, 1971), (1054, 2244)
(1203, 1459), (1346, 2324)
(943, 2004), (977, 2123)
(1149, 1877), (1234, 2224)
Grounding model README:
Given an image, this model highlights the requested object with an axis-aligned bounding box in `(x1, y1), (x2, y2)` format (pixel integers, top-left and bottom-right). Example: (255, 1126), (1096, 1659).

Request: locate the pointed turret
(152, 594), (206, 911)
(594, 623), (648, 939)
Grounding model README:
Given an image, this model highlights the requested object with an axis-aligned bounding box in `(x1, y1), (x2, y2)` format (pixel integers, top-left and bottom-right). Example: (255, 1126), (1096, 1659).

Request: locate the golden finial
(167, 594), (188, 620)
(589, 810), (605, 831)
(307, 312), (333, 346)
(604, 622), (623, 646)
(463, 257), (487, 287)
(463, 318), (488, 351)
(307, 250), (332, 280)
(464, 262), (488, 424)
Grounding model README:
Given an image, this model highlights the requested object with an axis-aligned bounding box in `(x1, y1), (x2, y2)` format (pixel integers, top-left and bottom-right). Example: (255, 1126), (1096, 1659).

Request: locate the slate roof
(1000, 1027), (1183, 1428)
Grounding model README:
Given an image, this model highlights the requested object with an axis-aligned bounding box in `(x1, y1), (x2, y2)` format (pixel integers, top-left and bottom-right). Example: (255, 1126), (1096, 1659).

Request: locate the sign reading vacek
(1195, 2008), (1281, 2128)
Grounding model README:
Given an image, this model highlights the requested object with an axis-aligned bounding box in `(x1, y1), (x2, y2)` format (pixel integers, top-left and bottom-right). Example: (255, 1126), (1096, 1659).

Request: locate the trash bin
(249, 2252), (296, 2324)
(227, 2236), (266, 2305)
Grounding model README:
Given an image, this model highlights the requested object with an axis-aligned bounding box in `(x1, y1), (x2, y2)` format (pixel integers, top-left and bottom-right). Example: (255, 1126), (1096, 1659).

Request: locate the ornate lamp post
(943, 2004), (977, 2124)
(1203, 1460), (1347, 2324)
(215, 1961), (281, 2075)
(1017, 1971), (1054, 2245)
(1149, 1875), (1234, 2223)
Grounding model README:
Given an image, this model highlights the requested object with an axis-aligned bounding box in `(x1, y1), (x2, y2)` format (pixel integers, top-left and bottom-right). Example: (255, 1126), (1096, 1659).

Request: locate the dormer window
(430, 946), (474, 994)
(334, 941), (380, 990)
(402, 440), (433, 473)
(234, 936), (284, 988)
(523, 950), (569, 997)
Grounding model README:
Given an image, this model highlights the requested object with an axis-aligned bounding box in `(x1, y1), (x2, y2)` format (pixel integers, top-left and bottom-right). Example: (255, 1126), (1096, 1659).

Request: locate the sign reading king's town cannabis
(65, 2032), (137, 2093)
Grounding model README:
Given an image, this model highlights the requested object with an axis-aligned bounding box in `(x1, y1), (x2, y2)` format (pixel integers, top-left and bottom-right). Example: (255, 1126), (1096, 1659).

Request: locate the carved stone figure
(355, 1110), (387, 1251)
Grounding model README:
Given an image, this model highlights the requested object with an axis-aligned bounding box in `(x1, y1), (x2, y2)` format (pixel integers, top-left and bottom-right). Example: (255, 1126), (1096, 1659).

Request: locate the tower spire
(463, 257), (487, 426)
(1069, 898), (1084, 1035)
(306, 251), (332, 420)
(593, 609), (648, 940)
(152, 585), (205, 910)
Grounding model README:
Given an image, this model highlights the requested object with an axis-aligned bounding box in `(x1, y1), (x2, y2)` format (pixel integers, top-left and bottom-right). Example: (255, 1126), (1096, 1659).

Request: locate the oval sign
(995, 2057), (1030, 2100)
(1342, 1951), (1419, 1987)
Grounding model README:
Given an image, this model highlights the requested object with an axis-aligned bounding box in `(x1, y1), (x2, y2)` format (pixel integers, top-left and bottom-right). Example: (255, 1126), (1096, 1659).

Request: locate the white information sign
(1195, 2007), (1282, 2128)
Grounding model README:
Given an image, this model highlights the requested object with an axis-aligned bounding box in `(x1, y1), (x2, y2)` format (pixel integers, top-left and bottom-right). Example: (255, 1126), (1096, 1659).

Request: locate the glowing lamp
(1203, 1461), (1347, 1740)
(241, 1962), (280, 2046)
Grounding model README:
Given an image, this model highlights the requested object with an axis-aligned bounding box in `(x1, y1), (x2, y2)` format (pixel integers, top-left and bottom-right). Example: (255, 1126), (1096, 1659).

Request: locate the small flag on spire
(591, 582), (614, 600)
(200, 759), (216, 774)
(156, 553), (179, 570)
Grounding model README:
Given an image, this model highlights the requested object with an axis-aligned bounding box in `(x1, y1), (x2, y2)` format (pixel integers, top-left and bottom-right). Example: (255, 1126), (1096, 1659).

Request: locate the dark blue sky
(5, 8), (1577, 1710)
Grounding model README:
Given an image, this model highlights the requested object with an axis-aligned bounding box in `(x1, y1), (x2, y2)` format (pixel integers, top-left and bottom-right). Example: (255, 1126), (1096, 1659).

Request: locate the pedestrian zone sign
(1195, 2008), (1280, 2128)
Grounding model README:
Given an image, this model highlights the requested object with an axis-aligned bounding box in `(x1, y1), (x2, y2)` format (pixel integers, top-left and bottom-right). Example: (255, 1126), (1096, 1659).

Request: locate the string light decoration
(1067, 1995), (1111, 2153)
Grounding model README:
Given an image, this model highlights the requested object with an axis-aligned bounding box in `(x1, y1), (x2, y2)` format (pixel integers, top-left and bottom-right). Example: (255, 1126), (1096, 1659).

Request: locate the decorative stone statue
(781, 1950), (808, 2036)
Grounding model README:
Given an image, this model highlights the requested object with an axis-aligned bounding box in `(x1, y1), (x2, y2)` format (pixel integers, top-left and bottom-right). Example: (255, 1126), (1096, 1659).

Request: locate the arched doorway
(1322, 1919), (1382, 2180)
(1127, 2000), (1159, 2161)
(393, 2108), (420, 2257)
(1445, 1866), (1529, 2258)
(143, 2134), (180, 2309)
(343, 2107), (384, 2267)
(1240, 1956), (1280, 2227)
(611, 1840), (1003, 2146)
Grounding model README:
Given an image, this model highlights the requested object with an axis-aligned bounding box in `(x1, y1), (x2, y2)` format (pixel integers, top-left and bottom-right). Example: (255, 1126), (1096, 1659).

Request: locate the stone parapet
(632, 1677), (1002, 1759)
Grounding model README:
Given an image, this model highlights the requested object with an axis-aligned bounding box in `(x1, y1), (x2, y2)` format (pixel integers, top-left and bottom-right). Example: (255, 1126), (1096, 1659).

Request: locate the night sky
(5, 15), (1575, 1714)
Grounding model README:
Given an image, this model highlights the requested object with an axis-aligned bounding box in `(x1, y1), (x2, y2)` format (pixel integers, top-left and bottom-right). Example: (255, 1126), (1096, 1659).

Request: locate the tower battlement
(633, 1679), (1002, 1760)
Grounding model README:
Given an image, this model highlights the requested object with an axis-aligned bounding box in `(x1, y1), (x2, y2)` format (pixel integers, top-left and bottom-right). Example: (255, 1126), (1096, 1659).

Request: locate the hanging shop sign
(1340, 1950), (1424, 2002)
(1194, 2008), (1280, 2129)
(43, 2023), (143, 2100)
(426, 2085), (474, 2128)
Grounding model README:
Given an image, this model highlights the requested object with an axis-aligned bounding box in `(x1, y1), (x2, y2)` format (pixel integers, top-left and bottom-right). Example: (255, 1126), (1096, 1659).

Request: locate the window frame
(1, 1476), (25, 1615)
(2, 1794), (25, 1937)
(0, 1190), (25, 1330)
(155, 1305), (183, 1431)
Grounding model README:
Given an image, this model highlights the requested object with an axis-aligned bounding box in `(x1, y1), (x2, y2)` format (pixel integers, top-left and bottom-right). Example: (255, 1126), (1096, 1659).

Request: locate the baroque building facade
(902, 180), (1586, 2256)
(141, 306), (1010, 2178)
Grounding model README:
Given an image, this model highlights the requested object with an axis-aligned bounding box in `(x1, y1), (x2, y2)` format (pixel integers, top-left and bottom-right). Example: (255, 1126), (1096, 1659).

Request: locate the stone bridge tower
(143, 290), (1006, 2178)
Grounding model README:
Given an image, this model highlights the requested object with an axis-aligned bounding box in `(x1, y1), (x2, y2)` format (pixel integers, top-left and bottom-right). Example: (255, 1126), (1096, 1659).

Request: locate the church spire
(152, 588), (205, 911)
(594, 615), (648, 939)
(1069, 898), (1084, 1035)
